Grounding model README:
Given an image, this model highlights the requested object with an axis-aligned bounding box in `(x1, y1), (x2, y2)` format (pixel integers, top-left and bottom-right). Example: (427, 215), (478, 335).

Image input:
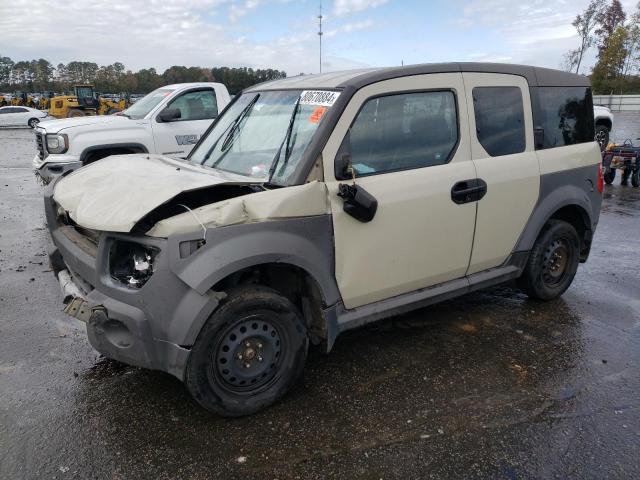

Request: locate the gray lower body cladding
(515, 164), (602, 259)
(37, 160), (83, 184)
(45, 185), (338, 379)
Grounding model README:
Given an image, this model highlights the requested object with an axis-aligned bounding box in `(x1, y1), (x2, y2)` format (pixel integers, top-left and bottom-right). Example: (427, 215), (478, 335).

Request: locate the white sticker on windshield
(299, 90), (340, 107)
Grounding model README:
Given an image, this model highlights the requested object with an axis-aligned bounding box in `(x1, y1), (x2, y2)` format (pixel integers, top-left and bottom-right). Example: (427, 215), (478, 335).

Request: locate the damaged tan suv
(46, 63), (603, 416)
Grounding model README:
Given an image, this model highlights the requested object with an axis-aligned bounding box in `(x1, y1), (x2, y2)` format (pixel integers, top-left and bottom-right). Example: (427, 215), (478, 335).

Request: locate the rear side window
(349, 90), (458, 176)
(472, 87), (525, 157)
(534, 87), (594, 149)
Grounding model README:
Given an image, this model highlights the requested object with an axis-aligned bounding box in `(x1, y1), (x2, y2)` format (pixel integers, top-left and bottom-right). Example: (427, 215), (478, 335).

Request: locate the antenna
(318, 0), (323, 73)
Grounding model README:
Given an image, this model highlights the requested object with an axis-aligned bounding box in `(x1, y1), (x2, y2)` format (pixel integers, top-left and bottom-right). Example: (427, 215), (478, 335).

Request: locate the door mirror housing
(337, 183), (378, 223)
(158, 107), (181, 123)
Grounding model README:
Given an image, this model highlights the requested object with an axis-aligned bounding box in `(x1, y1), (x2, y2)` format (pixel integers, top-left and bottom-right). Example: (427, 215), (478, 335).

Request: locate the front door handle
(451, 179), (487, 204)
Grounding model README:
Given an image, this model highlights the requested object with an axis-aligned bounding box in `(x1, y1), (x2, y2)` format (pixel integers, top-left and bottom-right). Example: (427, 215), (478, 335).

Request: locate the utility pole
(318, 0), (323, 73)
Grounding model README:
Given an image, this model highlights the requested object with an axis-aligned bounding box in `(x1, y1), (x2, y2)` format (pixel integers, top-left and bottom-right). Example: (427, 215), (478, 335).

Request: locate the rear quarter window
(533, 87), (594, 149)
(472, 87), (526, 157)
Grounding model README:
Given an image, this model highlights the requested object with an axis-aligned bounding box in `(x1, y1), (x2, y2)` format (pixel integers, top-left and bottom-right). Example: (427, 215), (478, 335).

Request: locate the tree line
(564, 0), (640, 94)
(0, 56), (286, 95)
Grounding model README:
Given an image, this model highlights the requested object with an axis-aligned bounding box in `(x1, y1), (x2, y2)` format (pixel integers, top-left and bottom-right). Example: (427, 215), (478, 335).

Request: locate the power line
(318, 0), (323, 74)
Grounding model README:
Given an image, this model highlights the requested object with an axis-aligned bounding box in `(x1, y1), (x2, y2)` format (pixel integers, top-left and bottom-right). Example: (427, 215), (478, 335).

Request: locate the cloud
(455, 0), (639, 72)
(0, 0), (371, 76)
(333, 0), (388, 16)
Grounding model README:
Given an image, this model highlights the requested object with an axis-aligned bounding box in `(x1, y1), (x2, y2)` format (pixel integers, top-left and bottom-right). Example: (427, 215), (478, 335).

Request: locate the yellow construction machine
(48, 85), (101, 118)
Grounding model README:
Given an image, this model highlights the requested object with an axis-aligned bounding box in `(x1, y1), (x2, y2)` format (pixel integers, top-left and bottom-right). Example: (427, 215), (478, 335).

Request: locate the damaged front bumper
(33, 153), (83, 184)
(45, 186), (223, 380)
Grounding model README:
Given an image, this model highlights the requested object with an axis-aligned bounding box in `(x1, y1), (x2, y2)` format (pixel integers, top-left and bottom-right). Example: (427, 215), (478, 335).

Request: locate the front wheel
(185, 286), (308, 416)
(517, 220), (581, 300)
(28, 117), (39, 128)
(603, 169), (616, 184)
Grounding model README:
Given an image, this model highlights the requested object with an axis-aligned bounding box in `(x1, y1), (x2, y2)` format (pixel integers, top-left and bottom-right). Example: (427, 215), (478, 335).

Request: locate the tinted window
(14, 107), (27, 113)
(473, 87), (525, 157)
(349, 91), (458, 176)
(168, 89), (218, 121)
(534, 87), (594, 149)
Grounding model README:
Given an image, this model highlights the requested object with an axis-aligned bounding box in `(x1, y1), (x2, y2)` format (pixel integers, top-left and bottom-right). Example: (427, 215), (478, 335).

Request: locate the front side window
(167, 89), (218, 121)
(535, 87), (594, 149)
(190, 89), (338, 184)
(473, 87), (526, 157)
(122, 87), (176, 120)
(348, 91), (458, 176)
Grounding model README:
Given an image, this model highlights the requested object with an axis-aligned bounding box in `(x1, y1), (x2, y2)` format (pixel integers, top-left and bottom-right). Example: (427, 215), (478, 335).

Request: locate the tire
(106, 108), (120, 115)
(27, 117), (39, 128)
(621, 167), (631, 186)
(603, 169), (616, 184)
(517, 220), (581, 301)
(67, 109), (84, 118)
(632, 170), (639, 188)
(595, 125), (609, 151)
(185, 285), (308, 417)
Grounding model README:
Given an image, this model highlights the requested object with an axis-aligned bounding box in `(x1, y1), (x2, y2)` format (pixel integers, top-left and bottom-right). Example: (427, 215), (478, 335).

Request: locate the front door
(323, 73), (478, 309)
(152, 88), (219, 157)
(461, 73), (540, 274)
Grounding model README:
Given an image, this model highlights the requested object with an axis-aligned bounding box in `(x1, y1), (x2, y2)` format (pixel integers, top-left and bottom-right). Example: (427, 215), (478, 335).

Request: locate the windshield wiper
(268, 96), (301, 183)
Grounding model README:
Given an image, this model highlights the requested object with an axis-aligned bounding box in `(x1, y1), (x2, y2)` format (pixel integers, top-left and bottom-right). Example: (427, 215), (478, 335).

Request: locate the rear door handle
(451, 179), (487, 204)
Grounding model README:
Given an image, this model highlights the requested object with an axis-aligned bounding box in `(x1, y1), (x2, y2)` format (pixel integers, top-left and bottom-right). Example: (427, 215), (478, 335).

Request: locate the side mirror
(337, 183), (378, 223)
(534, 127), (544, 150)
(158, 107), (181, 122)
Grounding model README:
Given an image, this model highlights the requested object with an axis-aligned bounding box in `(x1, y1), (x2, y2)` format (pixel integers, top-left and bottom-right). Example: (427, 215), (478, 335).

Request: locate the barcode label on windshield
(299, 91), (340, 107)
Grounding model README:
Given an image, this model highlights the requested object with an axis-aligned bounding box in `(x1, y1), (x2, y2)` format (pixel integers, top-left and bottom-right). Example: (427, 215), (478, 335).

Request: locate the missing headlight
(109, 240), (158, 288)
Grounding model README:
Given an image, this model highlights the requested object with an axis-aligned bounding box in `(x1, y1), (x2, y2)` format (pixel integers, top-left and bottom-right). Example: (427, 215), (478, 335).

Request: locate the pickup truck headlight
(46, 133), (69, 154)
(109, 240), (158, 288)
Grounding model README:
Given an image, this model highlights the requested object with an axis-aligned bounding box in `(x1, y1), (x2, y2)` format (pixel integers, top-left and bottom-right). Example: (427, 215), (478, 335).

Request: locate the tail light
(597, 163), (604, 193)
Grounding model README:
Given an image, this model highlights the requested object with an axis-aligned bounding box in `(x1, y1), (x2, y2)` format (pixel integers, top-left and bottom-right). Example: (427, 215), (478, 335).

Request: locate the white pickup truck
(33, 83), (231, 183)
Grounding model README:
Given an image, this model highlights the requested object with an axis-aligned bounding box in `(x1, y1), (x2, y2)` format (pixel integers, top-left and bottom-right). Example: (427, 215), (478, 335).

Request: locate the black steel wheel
(517, 220), (580, 300)
(185, 285), (308, 416)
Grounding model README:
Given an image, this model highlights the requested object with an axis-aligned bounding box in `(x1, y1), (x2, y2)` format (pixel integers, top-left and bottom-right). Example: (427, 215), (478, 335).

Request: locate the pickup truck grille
(35, 132), (47, 160)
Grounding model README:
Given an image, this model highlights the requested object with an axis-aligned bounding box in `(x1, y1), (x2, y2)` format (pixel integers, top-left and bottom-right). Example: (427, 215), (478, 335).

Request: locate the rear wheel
(27, 117), (39, 128)
(595, 125), (609, 151)
(67, 109), (84, 118)
(603, 169), (616, 184)
(185, 285), (308, 417)
(621, 167), (631, 186)
(632, 170), (639, 187)
(517, 220), (581, 300)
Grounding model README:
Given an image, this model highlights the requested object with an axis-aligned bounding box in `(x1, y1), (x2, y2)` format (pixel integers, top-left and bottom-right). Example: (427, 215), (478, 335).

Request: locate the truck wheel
(595, 125), (609, 151)
(517, 220), (580, 301)
(67, 109), (84, 118)
(603, 169), (616, 184)
(185, 285), (308, 417)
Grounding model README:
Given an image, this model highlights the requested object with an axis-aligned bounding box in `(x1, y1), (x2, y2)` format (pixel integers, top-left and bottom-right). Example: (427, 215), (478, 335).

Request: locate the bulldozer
(97, 93), (128, 115)
(48, 85), (101, 118)
(37, 91), (56, 110)
(10, 92), (27, 106)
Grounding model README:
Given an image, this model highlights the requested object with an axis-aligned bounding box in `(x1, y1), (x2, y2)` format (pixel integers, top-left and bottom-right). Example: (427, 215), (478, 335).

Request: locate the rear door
(323, 73), (478, 309)
(152, 88), (219, 157)
(462, 73), (540, 274)
(0, 107), (11, 125)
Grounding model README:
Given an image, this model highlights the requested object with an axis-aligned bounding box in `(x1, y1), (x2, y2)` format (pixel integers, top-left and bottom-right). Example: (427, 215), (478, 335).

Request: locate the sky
(1, 0), (638, 75)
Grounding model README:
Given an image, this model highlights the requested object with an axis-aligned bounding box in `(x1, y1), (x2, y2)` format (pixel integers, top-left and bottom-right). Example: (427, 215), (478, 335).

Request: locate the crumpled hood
(53, 154), (256, 232)
(38, 114), (133, 133)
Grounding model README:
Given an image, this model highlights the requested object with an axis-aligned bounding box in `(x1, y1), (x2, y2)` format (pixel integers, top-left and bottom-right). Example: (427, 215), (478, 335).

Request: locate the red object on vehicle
(597, 163), (604, 193)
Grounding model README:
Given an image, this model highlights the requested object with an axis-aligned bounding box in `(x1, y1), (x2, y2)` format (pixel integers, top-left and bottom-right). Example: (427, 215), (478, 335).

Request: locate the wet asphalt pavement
(1, 121), (639, 480)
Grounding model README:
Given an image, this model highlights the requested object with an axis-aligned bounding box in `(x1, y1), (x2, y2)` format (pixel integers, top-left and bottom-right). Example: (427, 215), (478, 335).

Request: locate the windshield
(190, 89), (339, 185)
(122, 87), (176, 119)
(75, 87), (94, 99)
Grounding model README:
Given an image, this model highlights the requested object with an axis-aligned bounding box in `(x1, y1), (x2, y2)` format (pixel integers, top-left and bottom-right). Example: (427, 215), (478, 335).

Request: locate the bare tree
(571, 0), (606, 73)
(561, 49), (581, 72)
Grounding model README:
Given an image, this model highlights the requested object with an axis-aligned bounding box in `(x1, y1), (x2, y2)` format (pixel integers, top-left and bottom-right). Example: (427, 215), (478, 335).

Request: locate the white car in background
(0, 106), (50, 128)
(33, 82), (231, 183)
